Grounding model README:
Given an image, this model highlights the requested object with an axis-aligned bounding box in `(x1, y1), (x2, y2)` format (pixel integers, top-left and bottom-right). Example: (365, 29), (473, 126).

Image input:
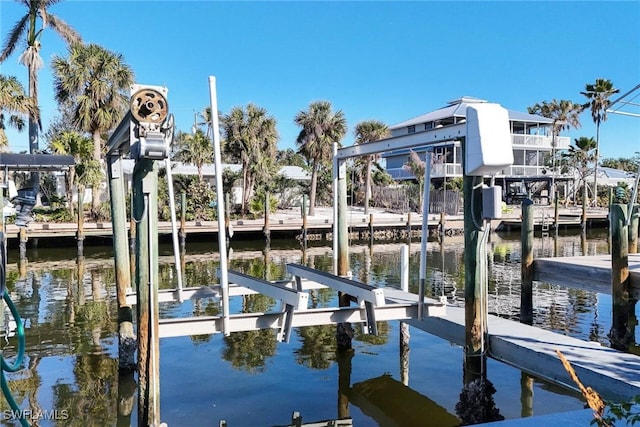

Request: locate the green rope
(2, 290), (29, 427)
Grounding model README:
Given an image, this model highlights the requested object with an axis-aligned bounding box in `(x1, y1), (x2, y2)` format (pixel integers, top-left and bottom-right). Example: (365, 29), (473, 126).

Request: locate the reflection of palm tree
(53, 354), (118, 426)
(222, 330), (277, 373)
(295, 325), (336, 369)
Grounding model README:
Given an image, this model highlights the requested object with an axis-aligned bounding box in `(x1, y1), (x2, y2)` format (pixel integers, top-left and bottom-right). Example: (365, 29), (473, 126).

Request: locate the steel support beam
(158, 304), (418, 338)
(226, 270), (309, 310)
(287, 263), (385, 306)
(336, 123), (465, 159)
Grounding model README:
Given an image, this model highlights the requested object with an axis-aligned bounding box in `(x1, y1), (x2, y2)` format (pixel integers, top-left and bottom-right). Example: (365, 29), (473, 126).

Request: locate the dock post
(520, 199), (534, 325)
(400, 244), (409, 292)
(440, 211), (446, 241)
(129, 202), (136, 279)
(18, 227), (27, 260)
(132, 159), (161, 427)
(406, 212), (411, 243)
(301, 194), (308, 246)
(264, 191), (271, 245)
(180, 191), (186, 251)
(369, 213), (374, 244)
(629, 205), (638, 254)
(335, 148), (354, 350)
(76, 186), (85, 256)
(609, 203), (632, 351)
(462, 174), (486, 383)
(107, 154), (135, 372)
(553, 191), (559, 233)
(225, 192), (231, 247)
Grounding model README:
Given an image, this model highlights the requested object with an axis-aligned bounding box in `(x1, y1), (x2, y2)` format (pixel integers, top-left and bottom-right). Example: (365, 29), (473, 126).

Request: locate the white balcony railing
(431, 163), (463, 177)
(511, 134), (570, 149)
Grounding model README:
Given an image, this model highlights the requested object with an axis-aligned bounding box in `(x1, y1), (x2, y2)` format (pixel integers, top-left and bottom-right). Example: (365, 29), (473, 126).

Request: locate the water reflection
(1, 231), (617, 425)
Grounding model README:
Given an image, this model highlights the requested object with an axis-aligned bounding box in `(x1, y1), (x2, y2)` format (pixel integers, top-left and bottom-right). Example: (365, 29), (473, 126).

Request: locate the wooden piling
(301, 194), (308, 246)
(76, 186), (85, 256)
(336, 157), (353, 350)
(462, 174), (486, 383)
(18, 227), (27, 260)
(609, 203), (632, 351)
(264, 191), (271, 245)
(630, 205), (638, 254)
(553, 191), (559, 233)
(180, 191), (186, 251)
(440, 211), (446, 240)
(520, 199), (534, 326)
(132, 159), (161, 427)
(107, 154), (135, 372)
(225, 192), (231, 247)
(406, 212), (412, 243)
(369, 213), (374, 244)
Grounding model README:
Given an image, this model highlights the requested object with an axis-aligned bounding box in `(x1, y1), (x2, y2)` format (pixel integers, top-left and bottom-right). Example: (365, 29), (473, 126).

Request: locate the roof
(0, 153), (75, 171)
(390, 96), (552, 129)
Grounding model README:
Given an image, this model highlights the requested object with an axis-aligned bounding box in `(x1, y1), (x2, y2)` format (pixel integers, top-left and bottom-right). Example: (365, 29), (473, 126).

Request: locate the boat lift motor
(130, 86), (171, 160)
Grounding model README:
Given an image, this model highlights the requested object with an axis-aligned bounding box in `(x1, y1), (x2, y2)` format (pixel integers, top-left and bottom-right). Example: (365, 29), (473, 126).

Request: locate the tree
(354, 120), (390, 214)
(52, 42), (134, 216)
(565, 136), (596, 227)
(0, 74), (39, 148)
(528, 99), (582, 201)
(221, 104), (279, 216)
(581, 78), (620, 206)
(48, 130), (95, 216)
(294, 101), (347, 216)
(174, 129), (214, 183)
(0, 0), (81, 155)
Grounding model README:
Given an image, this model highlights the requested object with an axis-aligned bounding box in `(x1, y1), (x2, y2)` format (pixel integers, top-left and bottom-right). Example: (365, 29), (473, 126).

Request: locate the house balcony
(511, 134), (570, 149)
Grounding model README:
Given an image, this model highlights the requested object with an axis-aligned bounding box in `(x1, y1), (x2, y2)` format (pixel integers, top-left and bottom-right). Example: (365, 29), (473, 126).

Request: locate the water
(1, 230), (632, 426)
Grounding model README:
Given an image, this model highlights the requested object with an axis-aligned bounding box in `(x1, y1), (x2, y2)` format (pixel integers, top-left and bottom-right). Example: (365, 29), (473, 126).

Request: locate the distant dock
(4, 207), (611, 244)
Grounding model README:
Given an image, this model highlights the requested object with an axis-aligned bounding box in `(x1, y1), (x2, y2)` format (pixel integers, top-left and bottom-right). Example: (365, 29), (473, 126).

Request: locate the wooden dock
(533, 253), (640, 298)
(410, 304), (640, 402)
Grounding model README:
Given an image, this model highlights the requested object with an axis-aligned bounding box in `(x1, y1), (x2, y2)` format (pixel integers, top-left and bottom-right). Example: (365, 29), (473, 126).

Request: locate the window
(513, 149), (524, 165)
(408, 125), (416, 134)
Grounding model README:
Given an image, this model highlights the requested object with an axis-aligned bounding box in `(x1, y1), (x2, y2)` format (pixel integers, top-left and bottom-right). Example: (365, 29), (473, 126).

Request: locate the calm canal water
(1, 229), (634, 426)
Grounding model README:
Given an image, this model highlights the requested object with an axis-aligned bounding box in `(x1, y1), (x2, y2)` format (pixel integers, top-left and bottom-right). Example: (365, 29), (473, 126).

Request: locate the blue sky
(1, 1), (639, 160)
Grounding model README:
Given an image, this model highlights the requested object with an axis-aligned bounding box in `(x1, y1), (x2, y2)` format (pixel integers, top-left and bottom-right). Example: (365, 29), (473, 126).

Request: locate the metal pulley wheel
(130, 88), (169, 124)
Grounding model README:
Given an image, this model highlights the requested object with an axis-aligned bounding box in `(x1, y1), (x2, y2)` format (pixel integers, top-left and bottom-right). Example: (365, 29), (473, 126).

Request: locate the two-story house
(382, 96), (570, 204)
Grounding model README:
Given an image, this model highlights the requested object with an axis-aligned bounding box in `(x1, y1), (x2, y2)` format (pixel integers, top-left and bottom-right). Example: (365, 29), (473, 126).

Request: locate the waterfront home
(382, 96), (571, 205)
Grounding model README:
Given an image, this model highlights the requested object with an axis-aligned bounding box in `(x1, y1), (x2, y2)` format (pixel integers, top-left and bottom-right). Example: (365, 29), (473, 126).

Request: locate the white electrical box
(482, 185), (503, 219)
(465, 103), (513, 176)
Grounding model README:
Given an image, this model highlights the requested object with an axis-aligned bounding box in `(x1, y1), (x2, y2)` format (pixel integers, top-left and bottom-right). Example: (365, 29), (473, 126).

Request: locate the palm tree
(295, 101), (347, 216)
(48, 130), (94, 216)
(565, 136), (596, 228)
(174, 129), (214, 183)
(581, 78), (619, 206)
(52, 42), (134, 215)
(0, 74), (39, 148)
(354, 120), (390, 214)
(0, 0), (81, 155)
(221, 104), (279, 216)
(528, 99), (582, 201)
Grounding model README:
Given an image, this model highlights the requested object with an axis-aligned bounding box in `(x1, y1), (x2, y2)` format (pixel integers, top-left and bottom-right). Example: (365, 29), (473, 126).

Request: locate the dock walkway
(410, 304), (640, 402)
(533, 253), (640, 298)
